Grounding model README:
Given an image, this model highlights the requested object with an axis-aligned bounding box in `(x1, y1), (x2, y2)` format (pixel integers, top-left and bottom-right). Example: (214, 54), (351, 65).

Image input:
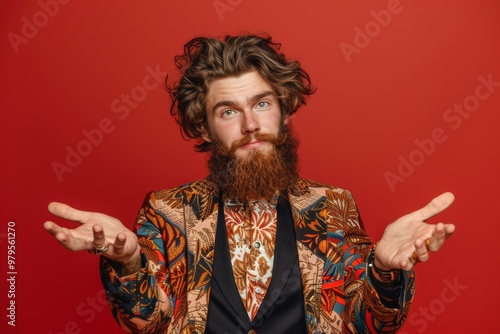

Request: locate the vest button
(248, 330), (257, 334)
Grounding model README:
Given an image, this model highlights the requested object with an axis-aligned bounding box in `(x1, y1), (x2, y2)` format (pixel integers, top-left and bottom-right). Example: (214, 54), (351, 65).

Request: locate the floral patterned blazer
(100, 178), (415, 333)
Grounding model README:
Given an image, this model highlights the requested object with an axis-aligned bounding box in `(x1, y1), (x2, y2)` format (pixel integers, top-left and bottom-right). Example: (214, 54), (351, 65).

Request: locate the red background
(1, 1), (499, 333)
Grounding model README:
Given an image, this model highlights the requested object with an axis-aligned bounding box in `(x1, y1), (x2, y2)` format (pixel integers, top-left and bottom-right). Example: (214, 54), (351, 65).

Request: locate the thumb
(48, 202), (91, 223)
(407, 192), (455, 221)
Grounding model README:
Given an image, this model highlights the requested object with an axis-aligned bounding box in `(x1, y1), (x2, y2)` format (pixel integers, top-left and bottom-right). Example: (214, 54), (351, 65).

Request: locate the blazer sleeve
(99, 191), (184, 334)
(339, 190), (415, 333)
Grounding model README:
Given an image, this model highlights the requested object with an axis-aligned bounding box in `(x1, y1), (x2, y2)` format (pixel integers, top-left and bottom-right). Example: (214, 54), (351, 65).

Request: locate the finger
(43, 221), (63, 237)
(92, 224), (107, 250)
(44, 221), (92, 251)
(48, 202), (92, 224)
(414, 238), (430, 262)
(428, 223), (456, 251)
(399, 257), (414, 271)
(408, 192), (455, 222)
(43, 221), (72, 244)
(427, 223), (444, 250)
(113, 233), (127, 254)
(444, 223), (456, 237)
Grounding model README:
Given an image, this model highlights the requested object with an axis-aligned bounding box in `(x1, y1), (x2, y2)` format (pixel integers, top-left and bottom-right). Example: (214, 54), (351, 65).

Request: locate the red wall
(1, 1), (499, 333)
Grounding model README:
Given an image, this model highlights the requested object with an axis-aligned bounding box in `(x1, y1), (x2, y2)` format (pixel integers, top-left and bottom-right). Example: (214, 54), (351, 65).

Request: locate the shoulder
(144, 179), (219, 220)
(298, 178), (354, 198)
(153, 179), (218, 200)
(296, 179), (365, 229)
(289, 178), (358, 213)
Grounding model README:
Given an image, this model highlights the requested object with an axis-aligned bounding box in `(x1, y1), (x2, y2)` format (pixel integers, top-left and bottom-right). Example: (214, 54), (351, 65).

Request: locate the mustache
(226, 132), (287, 156)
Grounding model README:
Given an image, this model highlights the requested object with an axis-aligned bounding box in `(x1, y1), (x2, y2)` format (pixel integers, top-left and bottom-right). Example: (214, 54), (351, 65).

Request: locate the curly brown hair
(166, 34), (314, 152)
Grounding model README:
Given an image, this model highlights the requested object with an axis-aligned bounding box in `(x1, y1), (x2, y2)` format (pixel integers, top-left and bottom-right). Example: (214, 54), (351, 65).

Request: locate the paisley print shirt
(225, 198), (278, 320)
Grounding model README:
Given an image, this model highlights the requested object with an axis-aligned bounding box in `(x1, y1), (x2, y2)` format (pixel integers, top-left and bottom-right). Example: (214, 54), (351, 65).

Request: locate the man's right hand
(43, 202), (141, 274)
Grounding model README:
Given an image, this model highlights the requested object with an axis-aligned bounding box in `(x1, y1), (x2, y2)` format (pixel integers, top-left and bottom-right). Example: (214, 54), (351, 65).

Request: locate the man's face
(203, 70), (284, 160)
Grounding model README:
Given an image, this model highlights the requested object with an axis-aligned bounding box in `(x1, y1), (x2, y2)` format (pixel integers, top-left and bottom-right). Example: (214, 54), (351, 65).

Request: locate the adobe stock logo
(339, 0), (413, 64)
(212, 0), (243, 21)
(51, 64), (166, 182)
(399, 277), (467, 333)
(384, 74), (499, 192)
(7, 0), (72, 54)
(48, 288), (109, 334)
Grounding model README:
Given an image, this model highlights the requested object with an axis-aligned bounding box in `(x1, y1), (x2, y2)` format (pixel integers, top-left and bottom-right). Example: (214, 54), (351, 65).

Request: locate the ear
(283, 113), (292, 125)
(201, 125), (212, 143)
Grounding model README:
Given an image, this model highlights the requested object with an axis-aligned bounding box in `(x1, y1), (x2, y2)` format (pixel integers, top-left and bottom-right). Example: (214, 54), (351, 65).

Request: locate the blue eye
(222, 109), (236, 117)
(257, 101), (269, 108)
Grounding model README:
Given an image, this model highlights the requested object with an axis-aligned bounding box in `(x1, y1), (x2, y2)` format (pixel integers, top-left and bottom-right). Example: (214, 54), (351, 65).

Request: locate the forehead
(205, 71), (274, 108)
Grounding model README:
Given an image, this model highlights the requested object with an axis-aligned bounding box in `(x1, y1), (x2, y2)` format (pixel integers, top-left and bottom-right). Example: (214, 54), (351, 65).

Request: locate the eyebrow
(211, 91), (275, 113)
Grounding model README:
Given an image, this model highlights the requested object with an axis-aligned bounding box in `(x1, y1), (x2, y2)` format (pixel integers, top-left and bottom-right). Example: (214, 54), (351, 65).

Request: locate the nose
(241, 111), (260, 134)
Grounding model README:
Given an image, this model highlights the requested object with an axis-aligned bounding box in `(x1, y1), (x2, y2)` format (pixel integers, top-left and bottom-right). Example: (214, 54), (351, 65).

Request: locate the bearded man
(44, 35), (456, 334)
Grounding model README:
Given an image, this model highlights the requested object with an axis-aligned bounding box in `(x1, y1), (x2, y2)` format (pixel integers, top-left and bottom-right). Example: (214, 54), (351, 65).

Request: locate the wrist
(368, 244), (400, 283)
(372, 242), (394, 271)
(108, 247), (142, 276)
(373, 257), (392, 272)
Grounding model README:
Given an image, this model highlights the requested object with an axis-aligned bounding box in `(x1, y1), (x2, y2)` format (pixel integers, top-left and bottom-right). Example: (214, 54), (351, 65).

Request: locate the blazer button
(248, 330), (257, 334)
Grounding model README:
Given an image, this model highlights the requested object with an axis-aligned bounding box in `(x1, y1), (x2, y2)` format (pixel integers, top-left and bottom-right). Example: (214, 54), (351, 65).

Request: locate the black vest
(205, 196), (307, 334)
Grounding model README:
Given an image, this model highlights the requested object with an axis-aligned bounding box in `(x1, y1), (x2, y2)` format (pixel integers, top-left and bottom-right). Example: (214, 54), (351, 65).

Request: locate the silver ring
(93, 242), (108, 254)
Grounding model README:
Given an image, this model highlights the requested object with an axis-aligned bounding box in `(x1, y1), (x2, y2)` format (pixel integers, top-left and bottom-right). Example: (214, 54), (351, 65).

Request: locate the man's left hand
(374, 192), (456, 271)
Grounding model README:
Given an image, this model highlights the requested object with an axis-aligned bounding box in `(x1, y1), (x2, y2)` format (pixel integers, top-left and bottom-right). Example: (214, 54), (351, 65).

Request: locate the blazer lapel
(289, 185), (328, 331)
(183, 183), (219, 330)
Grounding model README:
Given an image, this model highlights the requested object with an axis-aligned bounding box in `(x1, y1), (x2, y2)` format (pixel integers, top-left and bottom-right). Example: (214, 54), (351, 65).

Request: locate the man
(44, 35), (455, 333)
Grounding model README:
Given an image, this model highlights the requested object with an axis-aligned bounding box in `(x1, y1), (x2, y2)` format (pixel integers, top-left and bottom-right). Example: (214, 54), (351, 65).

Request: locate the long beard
(207, 126), (299, 203)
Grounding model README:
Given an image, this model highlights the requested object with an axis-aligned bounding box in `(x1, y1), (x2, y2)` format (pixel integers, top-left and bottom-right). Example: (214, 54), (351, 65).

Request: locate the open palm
(43, 202), (140, 266)
(374, 192), (456, 271)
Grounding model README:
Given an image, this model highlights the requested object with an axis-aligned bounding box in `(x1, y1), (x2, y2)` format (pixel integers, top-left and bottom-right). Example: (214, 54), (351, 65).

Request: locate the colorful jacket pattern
(100, 178), (415, 333)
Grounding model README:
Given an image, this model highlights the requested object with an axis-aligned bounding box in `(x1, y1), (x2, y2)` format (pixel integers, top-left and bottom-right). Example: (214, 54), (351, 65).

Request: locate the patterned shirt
(224, 198), (278, 320)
